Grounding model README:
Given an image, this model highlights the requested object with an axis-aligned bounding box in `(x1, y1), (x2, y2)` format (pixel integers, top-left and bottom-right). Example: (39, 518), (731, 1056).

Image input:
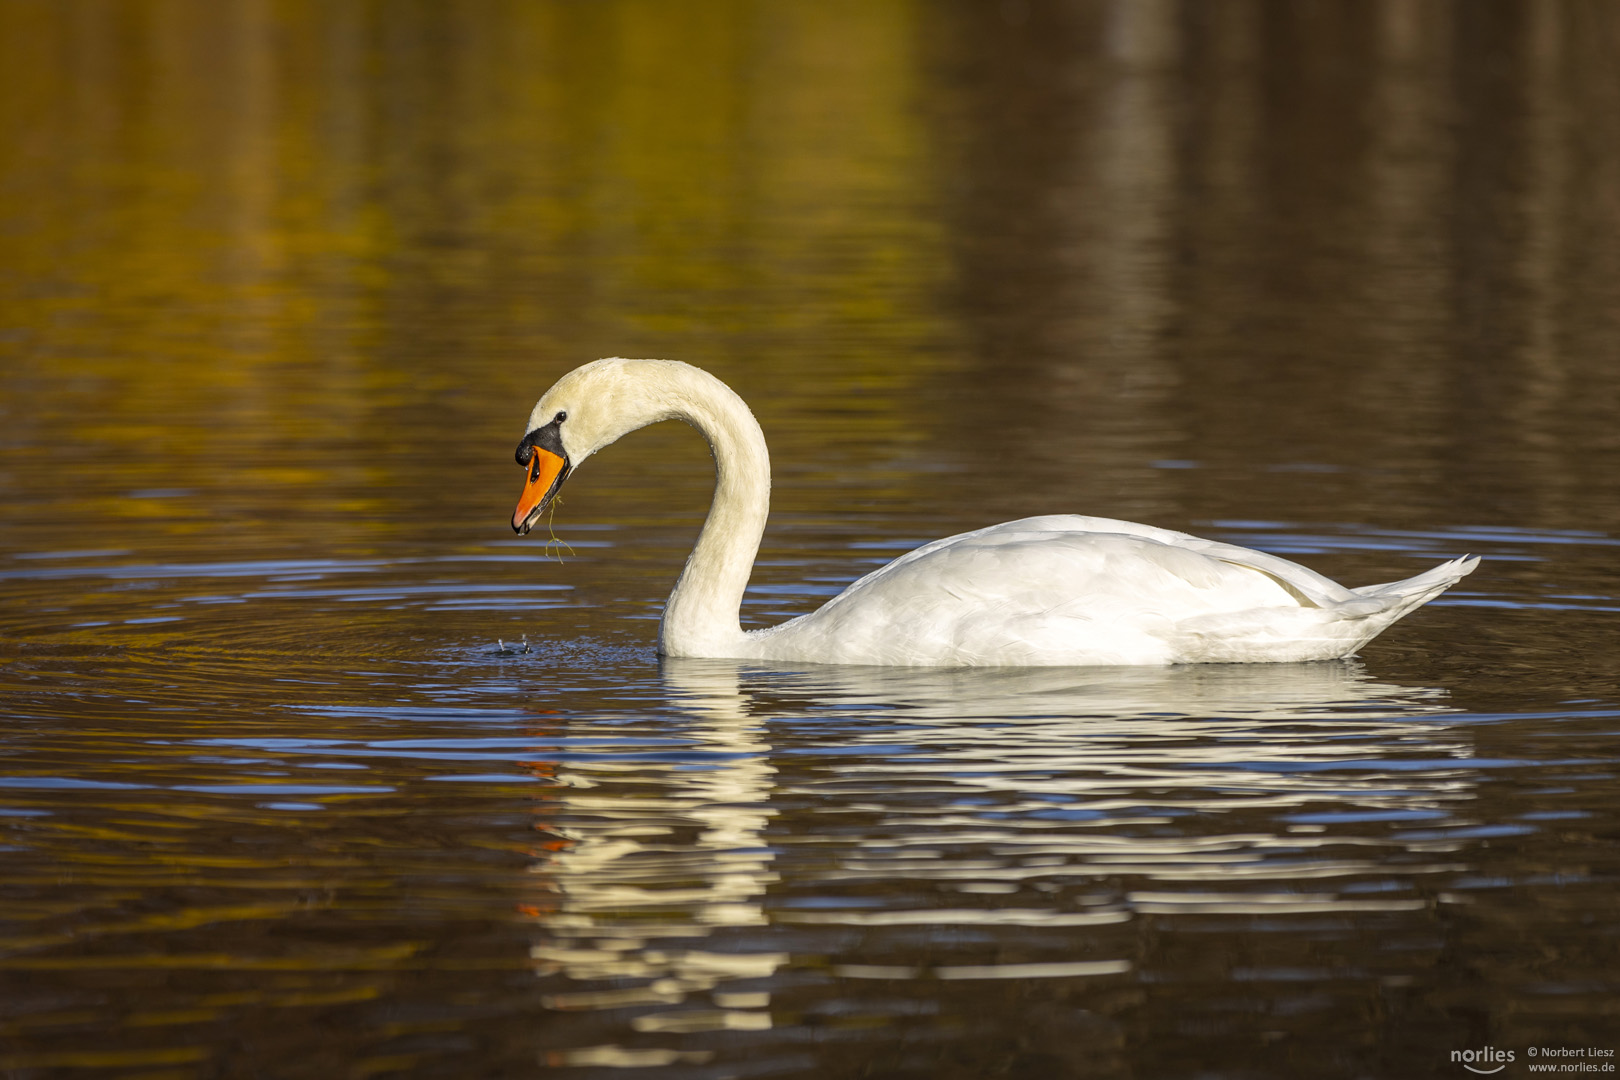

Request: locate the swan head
(511, 358), (689, 534)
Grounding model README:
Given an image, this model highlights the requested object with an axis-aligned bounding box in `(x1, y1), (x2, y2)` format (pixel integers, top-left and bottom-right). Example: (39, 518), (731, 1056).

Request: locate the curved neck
(655, 370), (770, 658)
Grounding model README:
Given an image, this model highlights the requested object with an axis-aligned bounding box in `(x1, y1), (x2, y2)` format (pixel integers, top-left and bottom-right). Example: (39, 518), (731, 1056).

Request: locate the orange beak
(512, 447), (569, 534)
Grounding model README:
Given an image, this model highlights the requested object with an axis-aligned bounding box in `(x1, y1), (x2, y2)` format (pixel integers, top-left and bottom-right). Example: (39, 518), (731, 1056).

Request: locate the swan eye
(516, 414), (568, 468)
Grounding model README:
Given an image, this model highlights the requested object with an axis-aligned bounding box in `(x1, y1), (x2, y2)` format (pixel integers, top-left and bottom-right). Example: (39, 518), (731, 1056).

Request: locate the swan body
(512, 358), (1477, 666)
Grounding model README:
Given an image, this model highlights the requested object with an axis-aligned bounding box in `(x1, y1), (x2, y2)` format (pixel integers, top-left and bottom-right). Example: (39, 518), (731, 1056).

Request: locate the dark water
(3, 2), (1619, 1077)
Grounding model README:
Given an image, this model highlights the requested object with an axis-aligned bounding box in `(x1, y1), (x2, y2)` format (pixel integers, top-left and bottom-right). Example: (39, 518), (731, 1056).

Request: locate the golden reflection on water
(5, 0), (1620, 563)
(0, 0), (953, 562)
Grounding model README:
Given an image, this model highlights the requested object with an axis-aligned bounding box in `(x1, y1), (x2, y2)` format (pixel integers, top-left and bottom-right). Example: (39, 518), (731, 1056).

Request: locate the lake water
(2, 2), (1618, 1077)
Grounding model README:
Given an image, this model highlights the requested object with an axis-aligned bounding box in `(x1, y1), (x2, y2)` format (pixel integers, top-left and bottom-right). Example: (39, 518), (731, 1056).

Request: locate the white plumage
(511, 358), (1477, 666)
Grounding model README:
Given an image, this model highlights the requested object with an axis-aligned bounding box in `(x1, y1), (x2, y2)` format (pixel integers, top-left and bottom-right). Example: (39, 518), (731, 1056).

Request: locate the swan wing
(746, 517), (1475, 666)
(748, 517), (1304, 665)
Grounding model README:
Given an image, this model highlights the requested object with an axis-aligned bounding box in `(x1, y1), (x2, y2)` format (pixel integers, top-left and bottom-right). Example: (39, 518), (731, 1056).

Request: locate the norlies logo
(1454, 1047), (1516, 1074)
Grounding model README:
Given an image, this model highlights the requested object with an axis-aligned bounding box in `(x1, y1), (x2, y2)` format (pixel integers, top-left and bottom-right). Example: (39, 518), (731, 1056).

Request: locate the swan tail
(1350, 554), (1480, 611)
(1327, 554), (1480, 651)
(1172, 555), (1478, 663)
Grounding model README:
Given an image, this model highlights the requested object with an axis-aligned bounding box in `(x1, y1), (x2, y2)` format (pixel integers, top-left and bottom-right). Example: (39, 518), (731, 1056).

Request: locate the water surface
(2, 2), (1618, 1077)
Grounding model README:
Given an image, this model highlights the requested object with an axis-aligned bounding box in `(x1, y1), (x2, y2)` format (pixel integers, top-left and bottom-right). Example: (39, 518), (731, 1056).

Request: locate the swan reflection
(528, 658), (783, 1046)
(706, 657), (1471, 822)
(528, 659), (1474, 1063)
(694, 654), (1457, 722)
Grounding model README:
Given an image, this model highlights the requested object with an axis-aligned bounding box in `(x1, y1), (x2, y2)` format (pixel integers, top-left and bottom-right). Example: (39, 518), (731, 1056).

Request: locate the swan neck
(657, 372), (770, 658)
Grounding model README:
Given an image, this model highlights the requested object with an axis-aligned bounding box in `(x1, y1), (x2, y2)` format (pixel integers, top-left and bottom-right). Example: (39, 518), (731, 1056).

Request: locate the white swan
(511, 358), (1478, 666)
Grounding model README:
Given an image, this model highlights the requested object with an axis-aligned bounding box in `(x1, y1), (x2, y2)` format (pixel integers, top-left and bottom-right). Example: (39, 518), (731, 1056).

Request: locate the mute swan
(511, 358), (1477, 666)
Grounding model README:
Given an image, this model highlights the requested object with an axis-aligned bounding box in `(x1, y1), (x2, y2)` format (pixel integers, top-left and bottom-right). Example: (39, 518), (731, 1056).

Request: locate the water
(2, 2), (1618, 1077)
